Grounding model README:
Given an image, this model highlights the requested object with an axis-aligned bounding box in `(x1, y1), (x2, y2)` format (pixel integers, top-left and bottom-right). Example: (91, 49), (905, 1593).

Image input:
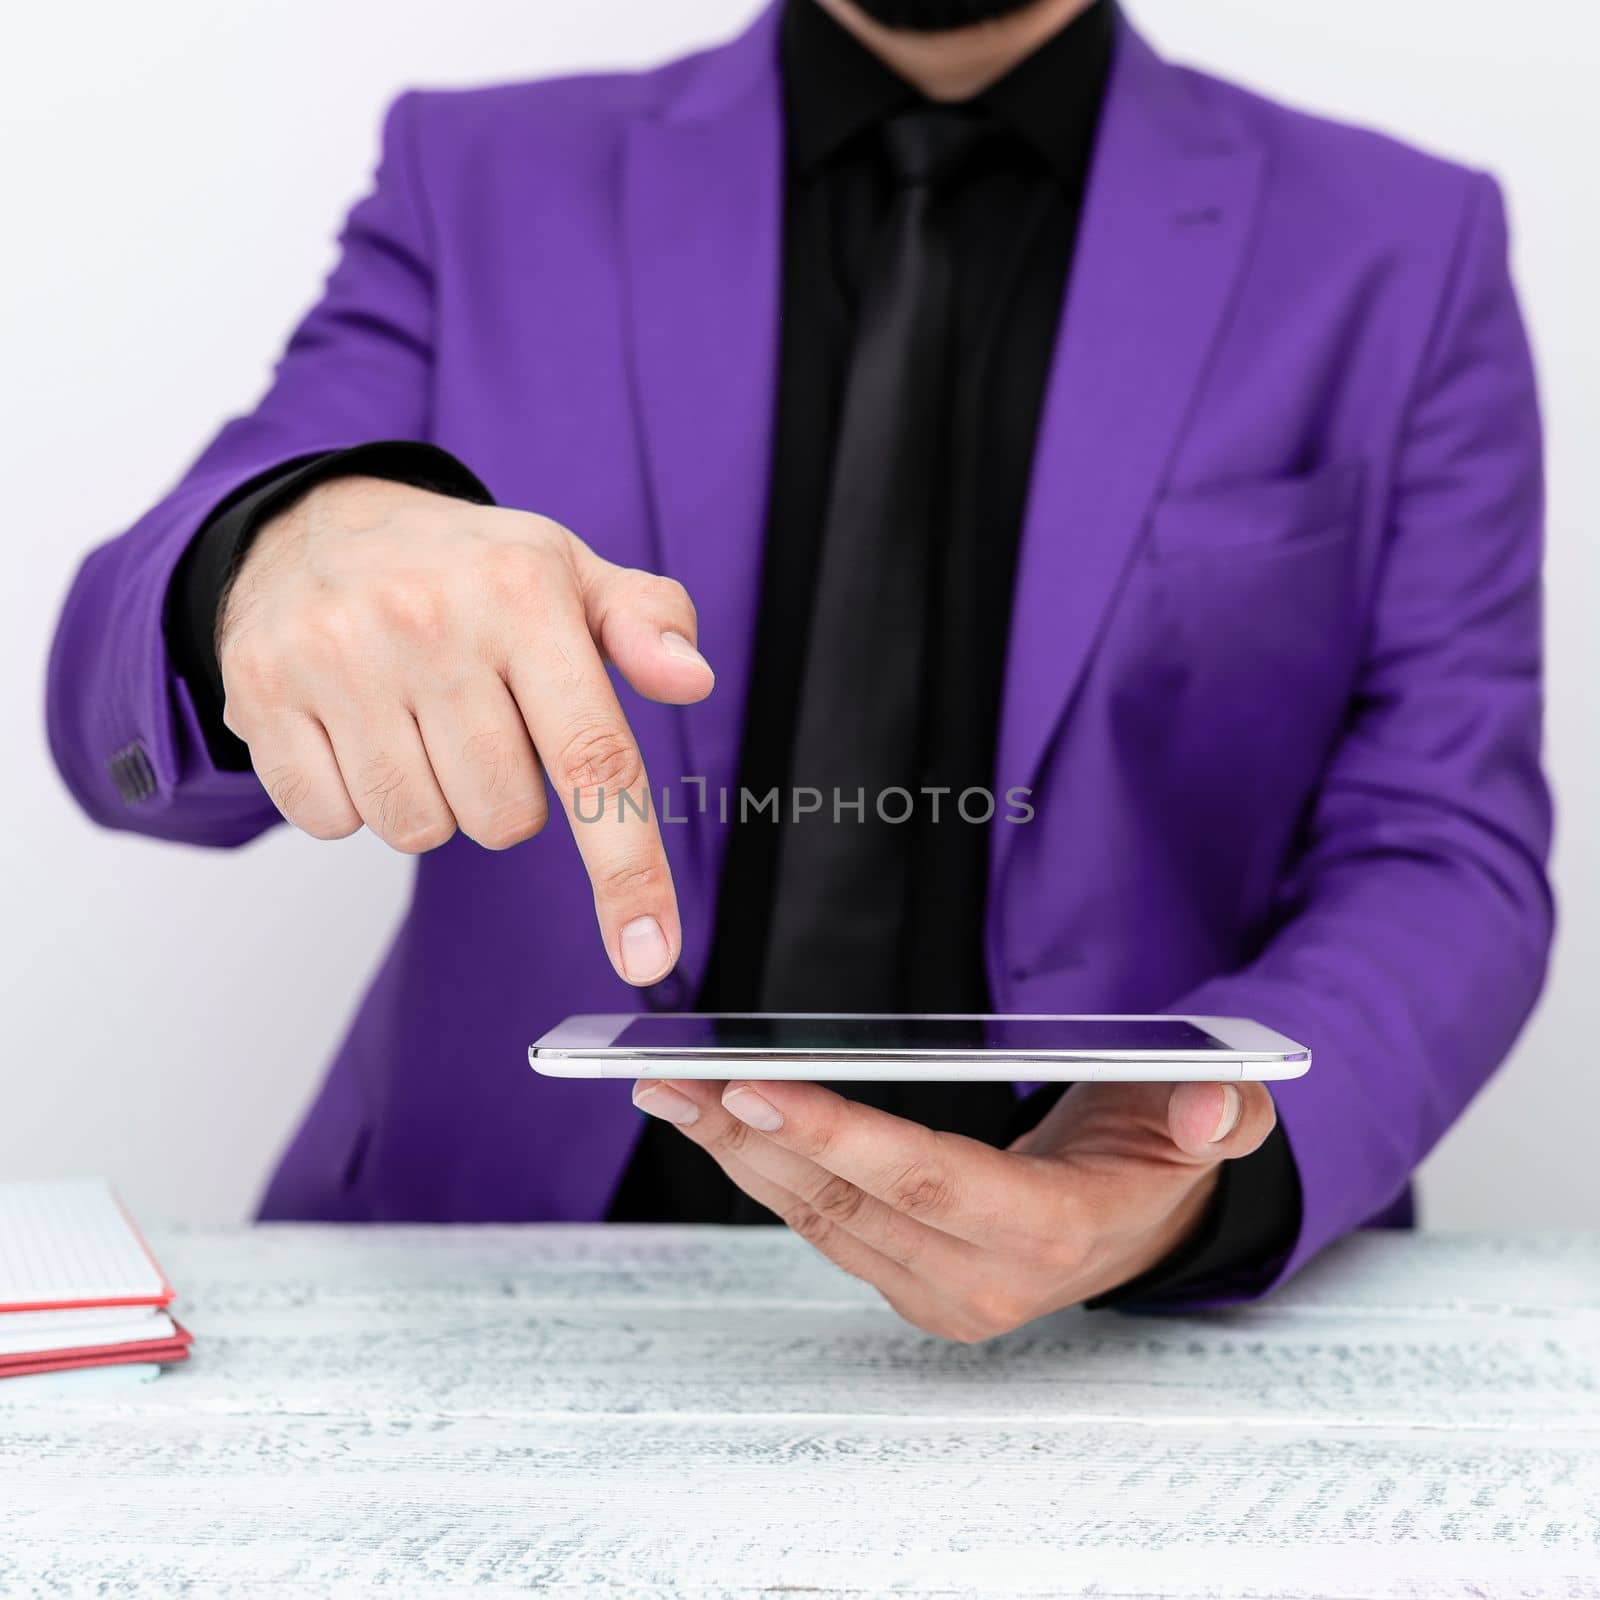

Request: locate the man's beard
(844, 0), (1044, 30)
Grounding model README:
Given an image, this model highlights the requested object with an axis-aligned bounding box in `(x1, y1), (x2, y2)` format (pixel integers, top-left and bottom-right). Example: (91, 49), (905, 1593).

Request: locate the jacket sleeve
(1168, 173), (1554, 1305)
(46, 92), (452, 847)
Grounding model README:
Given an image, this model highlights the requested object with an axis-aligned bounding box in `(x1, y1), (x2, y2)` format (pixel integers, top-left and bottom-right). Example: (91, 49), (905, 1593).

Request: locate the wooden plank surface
(1, 1225), (1596, 1597)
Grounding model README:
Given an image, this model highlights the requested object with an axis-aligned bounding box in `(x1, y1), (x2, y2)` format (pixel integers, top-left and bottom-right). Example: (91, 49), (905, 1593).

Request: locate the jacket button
(108, 741), (157, 805)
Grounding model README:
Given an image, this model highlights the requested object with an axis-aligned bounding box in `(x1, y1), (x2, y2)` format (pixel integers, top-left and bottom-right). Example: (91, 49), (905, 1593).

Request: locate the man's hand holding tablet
(532, 1012), (1306, 1339)
(633, 1074), (1279, 1342)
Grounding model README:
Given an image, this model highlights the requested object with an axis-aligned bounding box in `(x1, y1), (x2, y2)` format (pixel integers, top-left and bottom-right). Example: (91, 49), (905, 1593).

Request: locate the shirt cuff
(1004, 1085), (1303, 1310)
(163, 442), (493, 770)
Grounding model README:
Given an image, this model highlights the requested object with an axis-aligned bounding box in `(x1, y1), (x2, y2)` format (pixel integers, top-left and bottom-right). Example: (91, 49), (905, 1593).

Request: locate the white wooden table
(1, 1226), (1596, 1597)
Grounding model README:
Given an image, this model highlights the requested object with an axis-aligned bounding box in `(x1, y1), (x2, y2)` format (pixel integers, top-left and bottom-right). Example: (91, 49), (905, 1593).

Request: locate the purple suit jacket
(47, 7), (1551, 1301)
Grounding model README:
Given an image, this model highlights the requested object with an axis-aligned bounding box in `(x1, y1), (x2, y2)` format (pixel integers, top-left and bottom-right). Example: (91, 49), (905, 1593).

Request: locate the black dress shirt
(701, 0), (1105, 1018)
(166, 0), (1299, 1306)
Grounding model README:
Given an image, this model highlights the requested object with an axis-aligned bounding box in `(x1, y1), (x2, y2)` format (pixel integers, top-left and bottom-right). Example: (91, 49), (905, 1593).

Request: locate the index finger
(504, 590), (678, 986)
(719, 1079), (1042, 1245)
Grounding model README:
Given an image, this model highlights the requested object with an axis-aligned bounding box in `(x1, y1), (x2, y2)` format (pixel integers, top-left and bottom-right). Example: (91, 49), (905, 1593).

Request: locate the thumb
(580, 555), (715, 707)
(1166, 1080), (1278, 1162)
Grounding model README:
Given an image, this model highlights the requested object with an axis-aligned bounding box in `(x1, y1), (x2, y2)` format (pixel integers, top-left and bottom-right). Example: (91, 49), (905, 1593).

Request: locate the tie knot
(882, 109), (1000, 188)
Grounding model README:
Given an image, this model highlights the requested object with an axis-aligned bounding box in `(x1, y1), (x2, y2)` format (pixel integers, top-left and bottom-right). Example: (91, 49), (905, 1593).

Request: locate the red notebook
(0, 1180), (189, 1379)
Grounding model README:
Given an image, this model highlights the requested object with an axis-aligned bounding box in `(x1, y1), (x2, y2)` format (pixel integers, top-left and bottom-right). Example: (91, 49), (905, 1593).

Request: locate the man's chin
(841, 0), (1046, 32)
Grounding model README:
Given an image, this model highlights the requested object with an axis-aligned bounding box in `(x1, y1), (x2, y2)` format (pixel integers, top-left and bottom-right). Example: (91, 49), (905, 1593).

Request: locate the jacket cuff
(163, 441), (493, 770)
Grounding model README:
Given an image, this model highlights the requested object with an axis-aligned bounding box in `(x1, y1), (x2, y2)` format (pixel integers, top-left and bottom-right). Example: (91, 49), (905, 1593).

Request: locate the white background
(2, 1), (1594, 1226)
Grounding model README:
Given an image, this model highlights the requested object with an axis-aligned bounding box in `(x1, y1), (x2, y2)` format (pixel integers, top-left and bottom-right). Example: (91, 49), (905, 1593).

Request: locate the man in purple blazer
(47, 0), (1550, 1339)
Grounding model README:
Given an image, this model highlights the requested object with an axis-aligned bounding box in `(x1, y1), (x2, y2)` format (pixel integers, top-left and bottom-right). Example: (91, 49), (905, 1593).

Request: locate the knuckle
(521, 511), (574, 552)
(261, 764), (311, 818)
(219, 637), (285, 703)
(459, 728), (512, 789)
(309, 813), (363, 842)
(300, 807), (363, 841)
(479, 539), (548, 605)
(782, 1202), (833, 1248)
(388, 816), (457, 854)
(595, 852), (671, 903)
(959, 1284), (1029, 1341)
(714, 1117), (753, 1158)
(886, 1156), (957, 1220)
(301, 598), (365, 659)
(456, 727), (540, 826)
(469, 797), (548, 852)
(1035, 1229), (1091, 1280)
(809, 1174), (867, 1225)
(555, 721), (644, 798)
(639, 571), (694, 621)
(375, 575), (451, 647)
(258, 764), (358, 840)
(946, 1319), (1002, 1347)
(359, 759), (454, 853)
(359, 755), (405, 809)
(795, 1116), (838, 1164)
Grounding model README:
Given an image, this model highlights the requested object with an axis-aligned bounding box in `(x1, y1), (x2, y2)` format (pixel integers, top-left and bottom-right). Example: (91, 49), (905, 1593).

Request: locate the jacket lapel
(992, 24), (1265, 895)
(622, 6), (785, 961)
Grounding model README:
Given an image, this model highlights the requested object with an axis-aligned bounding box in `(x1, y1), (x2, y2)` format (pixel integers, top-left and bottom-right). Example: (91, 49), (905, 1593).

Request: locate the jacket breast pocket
(1097, 456), (1370, 875)
(1145, 458), (1366, 561)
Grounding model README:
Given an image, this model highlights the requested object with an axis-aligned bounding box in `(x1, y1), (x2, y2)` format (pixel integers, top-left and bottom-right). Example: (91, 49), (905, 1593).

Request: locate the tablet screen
(610, 1016), (1228, 1055)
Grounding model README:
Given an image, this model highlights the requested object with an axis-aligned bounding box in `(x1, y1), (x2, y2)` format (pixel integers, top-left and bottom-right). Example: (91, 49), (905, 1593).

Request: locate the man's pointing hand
(218, 475), (713, 985)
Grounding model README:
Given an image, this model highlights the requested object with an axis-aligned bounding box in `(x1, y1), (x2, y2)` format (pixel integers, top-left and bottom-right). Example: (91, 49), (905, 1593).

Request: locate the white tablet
(529, 1013), (1310, 1082)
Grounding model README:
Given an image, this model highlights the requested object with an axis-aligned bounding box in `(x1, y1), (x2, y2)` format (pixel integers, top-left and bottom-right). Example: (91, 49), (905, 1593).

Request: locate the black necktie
(760, 111), (998, 1011)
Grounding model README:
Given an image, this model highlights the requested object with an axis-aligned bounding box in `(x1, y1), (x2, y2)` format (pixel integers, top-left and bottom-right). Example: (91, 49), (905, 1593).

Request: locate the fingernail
(661, 631), (712, 675)
(1210, 1084), (1242, 1143)
(633, 1081), (699, 1126)
(723, 1084), (784, 1132)
(619, 915), (671, 985)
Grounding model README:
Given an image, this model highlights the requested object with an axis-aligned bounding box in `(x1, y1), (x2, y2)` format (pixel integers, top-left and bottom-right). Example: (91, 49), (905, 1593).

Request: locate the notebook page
(0, 1180), (170, 1312)
(0, 1305), (170, 1339)
(0, 1309), (175, 1357)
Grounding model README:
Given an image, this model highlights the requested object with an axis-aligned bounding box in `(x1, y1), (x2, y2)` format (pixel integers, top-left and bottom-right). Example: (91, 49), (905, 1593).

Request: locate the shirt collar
(781, 0), (1116, 185)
